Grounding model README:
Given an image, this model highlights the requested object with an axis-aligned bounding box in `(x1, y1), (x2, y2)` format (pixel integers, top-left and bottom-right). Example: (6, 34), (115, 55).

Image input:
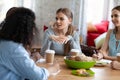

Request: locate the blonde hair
(56, 8), (76, 55)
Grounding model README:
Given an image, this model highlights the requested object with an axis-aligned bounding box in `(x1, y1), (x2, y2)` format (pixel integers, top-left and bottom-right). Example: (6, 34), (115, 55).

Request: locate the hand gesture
(92, 53), (103, 60)
(50, 35), (70, 44)
(111, 61), (120, 70)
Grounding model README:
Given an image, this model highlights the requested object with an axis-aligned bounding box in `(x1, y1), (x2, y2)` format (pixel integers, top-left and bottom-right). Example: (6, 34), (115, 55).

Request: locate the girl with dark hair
(94, 5), (120, 69)
(0, 7), (17, 29)
(41, 8), (82, 56)
(94, 5), (120, 60)
(0, 7), (59, 80)
(109, 5), (120, 69)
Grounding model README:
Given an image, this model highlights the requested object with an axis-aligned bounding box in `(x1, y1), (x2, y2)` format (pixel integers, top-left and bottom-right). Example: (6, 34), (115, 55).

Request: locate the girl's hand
(47, 63), (60, 75)
(37, 61), (60, 75)
(59, 35), (69, 44)
(31, 52), (42, 62)
(111, 61), (120, 70)
(50, 35), (69, 44)
(92, 53), (103, 60)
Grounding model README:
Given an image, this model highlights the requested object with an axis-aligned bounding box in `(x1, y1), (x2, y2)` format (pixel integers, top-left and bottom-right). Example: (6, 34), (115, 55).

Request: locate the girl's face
(55, 12), (72, 30)
(111, 9), (120, 27)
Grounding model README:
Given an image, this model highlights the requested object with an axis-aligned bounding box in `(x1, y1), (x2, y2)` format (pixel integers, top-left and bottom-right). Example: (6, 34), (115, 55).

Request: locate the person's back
(0, 40), (25, 80)
(0, 7), (60, 80)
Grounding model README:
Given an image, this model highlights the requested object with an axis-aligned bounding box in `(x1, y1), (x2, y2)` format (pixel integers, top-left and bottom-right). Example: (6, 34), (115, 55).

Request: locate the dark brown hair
(112, 6), (120, 34)
(0, 7), (38, 49)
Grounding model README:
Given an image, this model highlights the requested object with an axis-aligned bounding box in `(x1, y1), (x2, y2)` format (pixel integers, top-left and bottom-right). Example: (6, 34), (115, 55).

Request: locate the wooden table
(37, 55), (120, 80)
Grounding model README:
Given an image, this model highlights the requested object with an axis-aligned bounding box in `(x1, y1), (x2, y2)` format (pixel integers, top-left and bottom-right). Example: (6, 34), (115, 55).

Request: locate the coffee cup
(45, 50), (55, 64)
(117, 53), (120, 62)
(70, 49), (80, 56)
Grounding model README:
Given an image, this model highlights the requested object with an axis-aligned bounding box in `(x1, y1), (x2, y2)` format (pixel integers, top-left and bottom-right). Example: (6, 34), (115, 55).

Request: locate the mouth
(57, 24), (62, 27)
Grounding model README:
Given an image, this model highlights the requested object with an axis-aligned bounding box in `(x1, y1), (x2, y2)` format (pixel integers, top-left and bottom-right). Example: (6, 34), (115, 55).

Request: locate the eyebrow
(111, 14), (120, 17)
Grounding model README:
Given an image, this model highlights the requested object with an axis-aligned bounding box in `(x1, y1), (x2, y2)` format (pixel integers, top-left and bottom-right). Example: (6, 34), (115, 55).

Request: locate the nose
(56, 19), (60, 23)
(111, 17), (115, 22)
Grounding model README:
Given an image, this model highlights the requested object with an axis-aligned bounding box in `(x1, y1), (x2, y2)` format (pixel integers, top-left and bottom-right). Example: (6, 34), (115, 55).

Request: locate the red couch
(87, 20), (109, 46)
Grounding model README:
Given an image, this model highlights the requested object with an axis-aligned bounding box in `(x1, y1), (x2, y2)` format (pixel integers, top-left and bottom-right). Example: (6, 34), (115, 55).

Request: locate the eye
(114, 14), (119, 17)
(60, 17), (64, 21)
(111, 15), (113, 18)
(111, 14), (120, 18)
(55, 17), (58, 20)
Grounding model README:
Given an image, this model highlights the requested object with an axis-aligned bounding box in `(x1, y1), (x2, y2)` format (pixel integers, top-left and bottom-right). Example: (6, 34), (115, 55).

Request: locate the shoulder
(9, 41), (27, 55)
(107, 29), (113, 34)
(73, 30), (79, 36)
(0, 40), (26, 55)
(105, 29), (113, 39)
(0, 40), (22, 48)
(106, 29), (113, 36)
(44, 26), (54, 35)
(8, 40), (24, 51)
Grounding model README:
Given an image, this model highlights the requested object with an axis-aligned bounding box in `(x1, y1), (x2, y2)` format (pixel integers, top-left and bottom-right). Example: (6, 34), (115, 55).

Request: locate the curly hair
(0, 7), (38, 48)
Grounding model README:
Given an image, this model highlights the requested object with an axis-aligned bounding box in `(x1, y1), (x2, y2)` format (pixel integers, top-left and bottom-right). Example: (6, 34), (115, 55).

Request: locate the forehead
(56, 12), (67, 18)
(112, 9), (120, 15)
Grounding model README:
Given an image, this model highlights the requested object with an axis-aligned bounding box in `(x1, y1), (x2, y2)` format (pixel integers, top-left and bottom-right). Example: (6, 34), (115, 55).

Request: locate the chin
(57, 27), (64, 30)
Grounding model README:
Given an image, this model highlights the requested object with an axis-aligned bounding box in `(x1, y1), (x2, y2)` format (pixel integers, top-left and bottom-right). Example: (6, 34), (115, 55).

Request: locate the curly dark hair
(0, 7), (38, 48)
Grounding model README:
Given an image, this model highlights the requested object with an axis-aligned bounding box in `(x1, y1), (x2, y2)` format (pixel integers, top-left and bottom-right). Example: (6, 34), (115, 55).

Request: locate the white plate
(95, 59), (112, 67)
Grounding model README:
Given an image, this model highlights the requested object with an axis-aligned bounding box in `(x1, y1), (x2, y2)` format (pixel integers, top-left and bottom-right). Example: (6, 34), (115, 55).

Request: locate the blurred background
(0, 0), (120, 48)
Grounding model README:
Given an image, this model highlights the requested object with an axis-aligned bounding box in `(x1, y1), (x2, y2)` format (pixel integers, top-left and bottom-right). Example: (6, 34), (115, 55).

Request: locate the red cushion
(87, 22), (97, 33)
(87, 33), (101, 46)
(94, 20), (109, 34)
(87, 20), (109, 46)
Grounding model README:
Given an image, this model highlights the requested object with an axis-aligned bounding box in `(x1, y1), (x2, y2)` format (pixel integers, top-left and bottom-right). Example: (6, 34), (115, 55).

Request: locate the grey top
(41, 27), (82, 56)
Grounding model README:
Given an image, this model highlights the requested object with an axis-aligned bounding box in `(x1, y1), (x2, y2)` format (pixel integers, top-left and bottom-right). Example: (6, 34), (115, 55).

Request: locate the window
(86, 0), (105, 23)
(0, 0), (33, 22)
(0, 0), (16, 22)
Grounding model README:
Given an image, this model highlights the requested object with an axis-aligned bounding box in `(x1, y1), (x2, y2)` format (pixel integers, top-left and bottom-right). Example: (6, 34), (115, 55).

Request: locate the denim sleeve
(10, 46), (49, 80)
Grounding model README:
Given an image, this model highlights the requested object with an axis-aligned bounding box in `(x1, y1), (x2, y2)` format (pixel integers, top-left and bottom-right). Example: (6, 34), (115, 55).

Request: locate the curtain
(78, 0), (119, 44)
(0, 0), (34, 23)
(79, 0), (87, 44)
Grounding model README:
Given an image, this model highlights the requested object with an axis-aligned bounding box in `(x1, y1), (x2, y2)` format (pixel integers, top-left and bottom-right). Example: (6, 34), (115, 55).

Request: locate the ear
(69, 18), (72, 24)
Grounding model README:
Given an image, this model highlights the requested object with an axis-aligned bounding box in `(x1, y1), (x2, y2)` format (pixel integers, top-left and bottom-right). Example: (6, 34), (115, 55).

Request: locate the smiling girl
(94, 5), (120, 61)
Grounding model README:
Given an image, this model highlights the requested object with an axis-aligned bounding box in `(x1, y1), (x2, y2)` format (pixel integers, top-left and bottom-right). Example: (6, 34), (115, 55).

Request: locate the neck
(55, 27), (68, 35)
(116, 27), (120, 34)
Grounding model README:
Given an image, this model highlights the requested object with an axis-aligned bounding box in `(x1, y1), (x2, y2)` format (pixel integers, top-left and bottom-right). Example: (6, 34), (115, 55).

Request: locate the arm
(10, 46), (49, 80)
(40, 29), (52, 56)
(111, 61), (120, 70)
(26, 48), (42, 62)
(31, 52), (42, 62)
(99, 29), (116, 60)
(9, 45), (60, 80)
(69, 31), (82, 53)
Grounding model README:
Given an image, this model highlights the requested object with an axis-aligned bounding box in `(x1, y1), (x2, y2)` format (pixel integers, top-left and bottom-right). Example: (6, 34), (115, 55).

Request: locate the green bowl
(64, 56), (96, 69)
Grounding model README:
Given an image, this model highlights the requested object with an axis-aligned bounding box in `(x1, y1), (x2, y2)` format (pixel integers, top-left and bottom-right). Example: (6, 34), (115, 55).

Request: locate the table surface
(37, 55), (120, 80)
